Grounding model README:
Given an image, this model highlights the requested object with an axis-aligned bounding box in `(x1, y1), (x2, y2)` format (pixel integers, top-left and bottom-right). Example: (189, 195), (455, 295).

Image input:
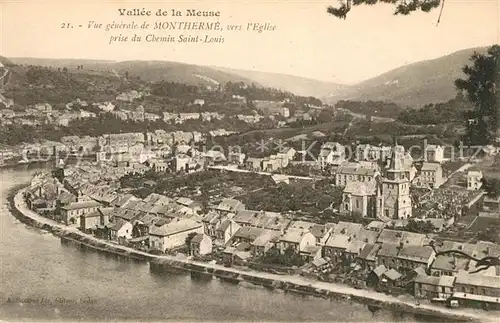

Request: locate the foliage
(396, 94), (470, 125)
(259, 246), (305, 267)
(455, 45), (500, 146)
(239, 179), (343, 214)
(327, 0), (441, 19)
(336, 100), (403, 119)
(404, 219), (436, 234)
(482, 178), (500, 198)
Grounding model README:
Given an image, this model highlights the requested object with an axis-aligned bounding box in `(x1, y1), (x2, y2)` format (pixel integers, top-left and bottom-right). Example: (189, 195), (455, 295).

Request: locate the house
(262, 155), (283, 172)
(310, 223), (334, 246)
(467, 170), (483, 191)
(323, 234), (351, 263)
(414, 274), (456, 300)
(340, 181), (378, 217)
(109, 218), (133, 242)
(202, 211), (222, 237)
(189, 234), (212, 257)
(424, 145), (445, 163)
(228, 152), (246, 165)
(176, 197), (201, 215)
(79, 207), (112, 232)
(380, 268), (405, 290)
(376, 243), (400, 270)
(111, 194), (139, 208)
(356, 144), (392, 163)
(317, 142), (345, 168)
(232, 210), (290, 232)
(153, 161), (169, 173)
(414, 162), (444, 189)
(149, 218), (203, 253)
(366, 264), (387, 288)
(280, 147), (296, 162)
(231, 227), (265, 248)
(60, 200), (102, 226)
(132, 213), (162, 238)
(356, 244), (382, 273)
(215, 219), (241, 246)
(173, 154), (193, 172)
(278, 229), (316, 254)
(396, 245), (435, 274)
(193, 99), (205, 106)
(245, 157), (263, 171)
(454, 272), (500, 299)
(203, 150), (226, 165)
(215, 198), (245, 216)
(299, 245), (322, 262)
(430, 255), (470, 277)
(344, 239), (367, 262)
(251, 229), (280, 257)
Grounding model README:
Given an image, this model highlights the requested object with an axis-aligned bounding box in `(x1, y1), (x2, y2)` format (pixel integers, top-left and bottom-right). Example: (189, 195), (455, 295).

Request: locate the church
(340, 140), (413, 221)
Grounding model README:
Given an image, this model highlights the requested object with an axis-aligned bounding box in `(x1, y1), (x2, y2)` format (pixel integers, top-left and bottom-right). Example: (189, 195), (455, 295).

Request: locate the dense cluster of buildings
(23, 164), (500, 309)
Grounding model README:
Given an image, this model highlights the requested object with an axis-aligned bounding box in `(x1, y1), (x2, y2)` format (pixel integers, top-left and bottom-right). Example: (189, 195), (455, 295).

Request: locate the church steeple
(387, 136), (404, 179)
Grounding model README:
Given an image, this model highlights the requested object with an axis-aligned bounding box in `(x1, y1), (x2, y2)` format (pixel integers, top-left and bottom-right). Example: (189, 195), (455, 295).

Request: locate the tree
(405, 219), (436, 233)
(455, 45), (500, 146)
(482, 178), (500, 198)
(327, 0), (442, 19)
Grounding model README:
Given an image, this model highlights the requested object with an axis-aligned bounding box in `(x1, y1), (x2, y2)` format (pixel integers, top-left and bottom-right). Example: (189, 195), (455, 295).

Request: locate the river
(0, 166), (437, 322)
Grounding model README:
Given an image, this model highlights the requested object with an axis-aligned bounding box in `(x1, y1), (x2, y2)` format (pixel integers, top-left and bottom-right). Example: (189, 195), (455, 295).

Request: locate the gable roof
(325, 234), (350, 249)
(421, 162), (441, 172)
(358, 244), (381, 261)
(149, 218), (201, 236)
(280, 228), (310, 244)
(397, 245), (433, 262)
(373, 264), (387, 277)
(343, 181), (377, 196)
(251, 230), (280, 247)
(109, 218), (130, 231)
(377, 243), (400, 258)
(384, 269), (402, 281)
(61, 200), (102, 211)
(333, 221), (362, 238)
(216, 198), (243, 212)
(234, 227), (265, 241)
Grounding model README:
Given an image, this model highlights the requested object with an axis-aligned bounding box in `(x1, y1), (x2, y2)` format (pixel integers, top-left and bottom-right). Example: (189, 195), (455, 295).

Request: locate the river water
(0, 166), (435, 322)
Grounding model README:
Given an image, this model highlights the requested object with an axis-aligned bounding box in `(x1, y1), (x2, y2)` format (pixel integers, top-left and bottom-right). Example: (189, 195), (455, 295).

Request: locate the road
(11, 188), (499, 323)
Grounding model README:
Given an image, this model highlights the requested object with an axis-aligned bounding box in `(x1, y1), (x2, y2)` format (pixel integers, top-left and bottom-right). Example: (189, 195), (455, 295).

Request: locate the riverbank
(7, 186), (498, 323)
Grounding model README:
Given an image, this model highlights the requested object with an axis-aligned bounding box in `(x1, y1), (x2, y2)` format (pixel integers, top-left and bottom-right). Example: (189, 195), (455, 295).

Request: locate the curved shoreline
(6, 186), (496, 323)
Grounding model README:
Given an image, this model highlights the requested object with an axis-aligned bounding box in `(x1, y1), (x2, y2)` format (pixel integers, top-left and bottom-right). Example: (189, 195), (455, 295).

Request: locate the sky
(0, 0), (498, 84)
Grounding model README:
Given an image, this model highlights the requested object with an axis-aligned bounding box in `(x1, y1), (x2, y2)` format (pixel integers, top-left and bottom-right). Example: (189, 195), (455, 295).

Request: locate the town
(21, 132), (500, 312)
(2, 45), (500, 315)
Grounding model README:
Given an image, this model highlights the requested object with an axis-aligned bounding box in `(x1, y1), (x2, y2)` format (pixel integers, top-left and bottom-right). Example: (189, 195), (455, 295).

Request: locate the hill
(7, 57), (344, 99)
(110, 60), (255, 86)
(324, 46), (490, 108)
(212, 67), (346, 98)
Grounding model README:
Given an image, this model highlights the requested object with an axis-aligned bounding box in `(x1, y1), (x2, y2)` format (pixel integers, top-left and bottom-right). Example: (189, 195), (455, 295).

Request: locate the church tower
(380, 138), (412, 220)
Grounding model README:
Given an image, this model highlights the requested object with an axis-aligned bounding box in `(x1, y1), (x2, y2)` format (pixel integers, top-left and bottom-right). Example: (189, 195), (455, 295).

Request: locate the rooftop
(61, 200), (102, 211)
(149, 218), (201, 237)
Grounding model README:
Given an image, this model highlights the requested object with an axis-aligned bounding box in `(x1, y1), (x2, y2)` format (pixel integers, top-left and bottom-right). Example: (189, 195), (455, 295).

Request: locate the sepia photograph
(0, 0), (499, 322)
